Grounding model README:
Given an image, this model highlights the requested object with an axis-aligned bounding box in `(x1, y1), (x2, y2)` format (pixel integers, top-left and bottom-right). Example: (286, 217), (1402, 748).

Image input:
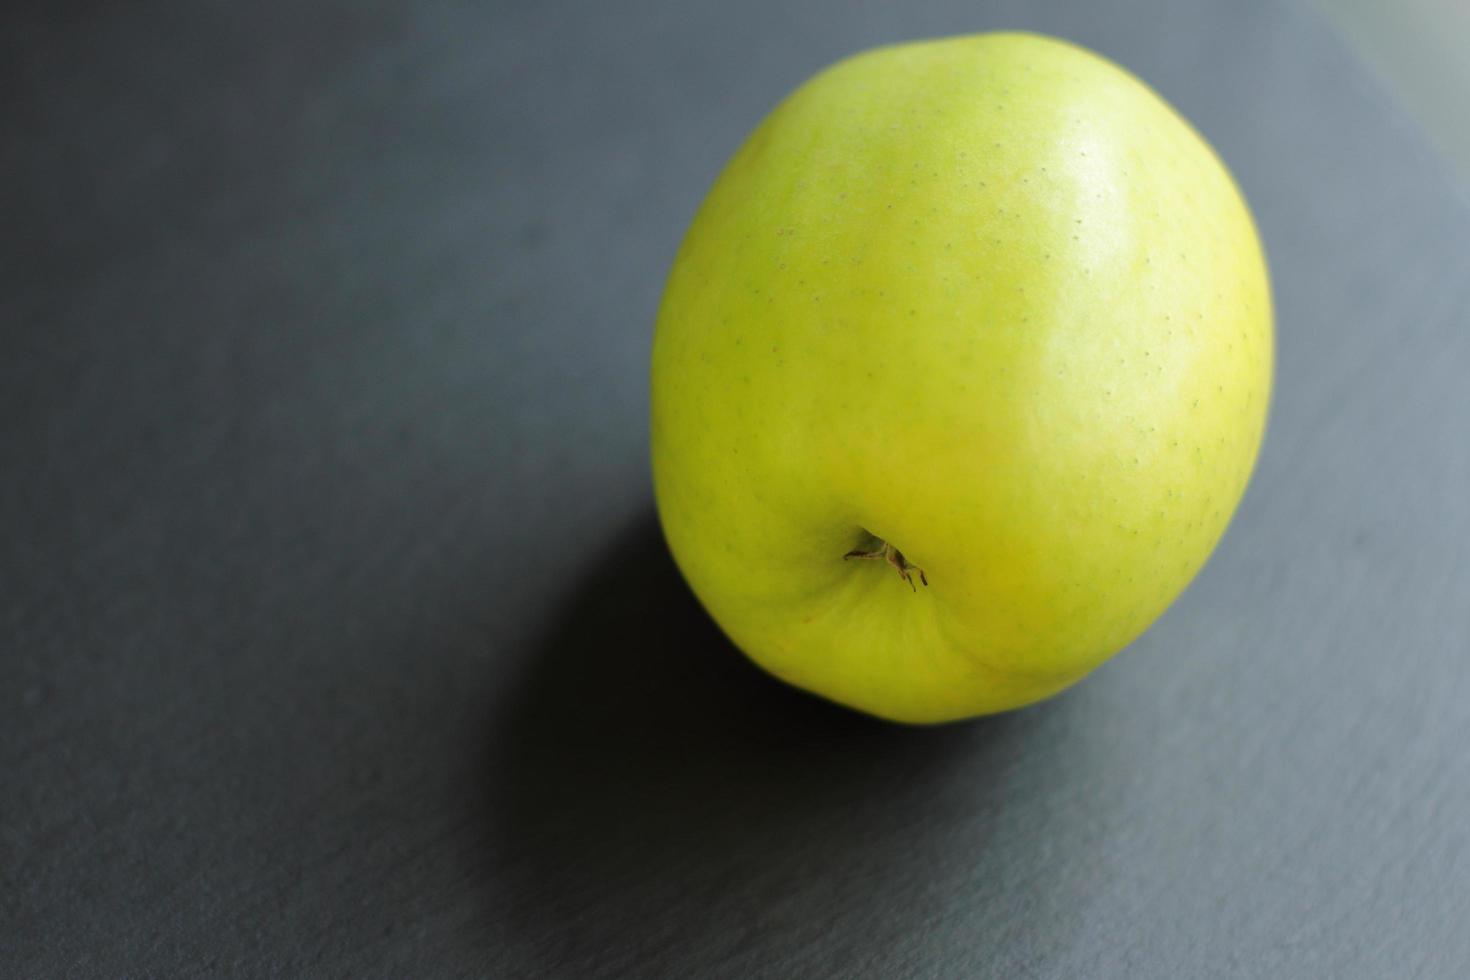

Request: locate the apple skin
(650, 33), (1272, 724)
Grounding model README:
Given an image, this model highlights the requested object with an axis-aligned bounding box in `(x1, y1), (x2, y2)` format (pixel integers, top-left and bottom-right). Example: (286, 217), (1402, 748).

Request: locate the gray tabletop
(5, 0), (1469, 976)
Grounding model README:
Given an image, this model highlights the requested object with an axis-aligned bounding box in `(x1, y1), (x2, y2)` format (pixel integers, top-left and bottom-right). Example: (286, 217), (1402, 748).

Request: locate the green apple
(650, 33), (1272, 724)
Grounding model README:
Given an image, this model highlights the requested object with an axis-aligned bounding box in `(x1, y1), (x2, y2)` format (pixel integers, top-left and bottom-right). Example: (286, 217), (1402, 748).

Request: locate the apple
(649, 33), (1272, 723)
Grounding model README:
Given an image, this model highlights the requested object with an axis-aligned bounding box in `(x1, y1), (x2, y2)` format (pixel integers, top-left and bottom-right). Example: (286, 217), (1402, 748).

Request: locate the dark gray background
(4, 0), (1468, 976)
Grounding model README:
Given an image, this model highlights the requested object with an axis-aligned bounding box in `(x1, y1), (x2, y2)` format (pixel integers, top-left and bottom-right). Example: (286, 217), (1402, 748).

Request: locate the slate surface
(4, 1), (1469, 976)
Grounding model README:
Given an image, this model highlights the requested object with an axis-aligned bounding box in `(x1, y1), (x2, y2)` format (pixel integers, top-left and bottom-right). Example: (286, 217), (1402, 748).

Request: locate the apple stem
(843, 538), (928, 591)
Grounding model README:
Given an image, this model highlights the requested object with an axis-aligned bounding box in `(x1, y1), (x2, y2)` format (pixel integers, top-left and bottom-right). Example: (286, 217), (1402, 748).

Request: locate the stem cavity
(843, 535), (928, 592)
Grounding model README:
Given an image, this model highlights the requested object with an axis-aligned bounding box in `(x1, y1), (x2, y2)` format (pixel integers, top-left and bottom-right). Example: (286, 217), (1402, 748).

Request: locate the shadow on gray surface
(487, 512), (1093, 977)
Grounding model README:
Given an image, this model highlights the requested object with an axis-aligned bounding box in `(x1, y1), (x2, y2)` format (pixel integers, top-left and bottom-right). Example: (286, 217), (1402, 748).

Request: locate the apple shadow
(485, 511), (1096, 977)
